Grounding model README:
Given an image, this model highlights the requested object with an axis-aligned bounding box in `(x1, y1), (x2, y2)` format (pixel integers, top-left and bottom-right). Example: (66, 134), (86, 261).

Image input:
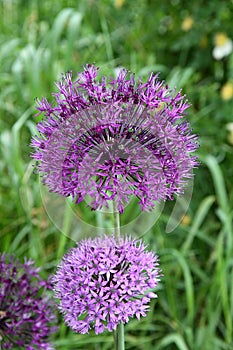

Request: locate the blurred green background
(0, 0), (233, 349)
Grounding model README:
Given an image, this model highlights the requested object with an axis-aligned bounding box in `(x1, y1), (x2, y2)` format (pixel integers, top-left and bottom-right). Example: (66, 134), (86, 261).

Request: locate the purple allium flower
(52, 235), (161, 334)
(31, 64), (199, 213)
(0, 254), (56, 349)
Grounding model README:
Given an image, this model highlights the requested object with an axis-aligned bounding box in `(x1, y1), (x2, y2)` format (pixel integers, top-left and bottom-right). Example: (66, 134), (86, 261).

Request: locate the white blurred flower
(212, 33), (233, 60)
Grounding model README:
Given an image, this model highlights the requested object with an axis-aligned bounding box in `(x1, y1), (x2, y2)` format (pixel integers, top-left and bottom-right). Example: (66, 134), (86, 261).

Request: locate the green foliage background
(0, 1), (233, 349)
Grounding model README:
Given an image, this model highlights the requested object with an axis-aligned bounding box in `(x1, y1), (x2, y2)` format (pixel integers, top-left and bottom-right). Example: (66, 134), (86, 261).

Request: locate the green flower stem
(113, 200), (120, 240)
(112, 200), (125, 350)
(114, 322), (125, 350)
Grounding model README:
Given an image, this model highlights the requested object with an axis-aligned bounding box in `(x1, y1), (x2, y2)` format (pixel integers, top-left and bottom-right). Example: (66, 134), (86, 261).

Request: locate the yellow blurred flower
(115, 0), (125, 8)
(221, 82), (233, 101)
(181, 214), (191, 226)
(213, 33), (232, 60)
(181, 16), (194, 31)
(214, 33), (229, 46)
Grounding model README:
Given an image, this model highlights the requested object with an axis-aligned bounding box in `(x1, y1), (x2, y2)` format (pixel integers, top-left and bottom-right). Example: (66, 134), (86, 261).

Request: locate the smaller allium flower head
(31, 64), (199, 213)
(52, 235), (161, 334)
(0, 254), (56, 350)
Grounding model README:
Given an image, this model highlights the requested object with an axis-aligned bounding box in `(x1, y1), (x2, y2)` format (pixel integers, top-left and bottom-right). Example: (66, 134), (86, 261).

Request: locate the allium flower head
(52, 235), (160, 334)
(0, 254), (56, 349)
(31, 64), (199, 213)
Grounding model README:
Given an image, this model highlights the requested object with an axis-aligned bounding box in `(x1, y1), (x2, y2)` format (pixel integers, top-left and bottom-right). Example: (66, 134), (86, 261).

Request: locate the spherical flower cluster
(52, 235), (161, 334)
(31, 64), (199, 213)
(0, 254), (56, 349)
